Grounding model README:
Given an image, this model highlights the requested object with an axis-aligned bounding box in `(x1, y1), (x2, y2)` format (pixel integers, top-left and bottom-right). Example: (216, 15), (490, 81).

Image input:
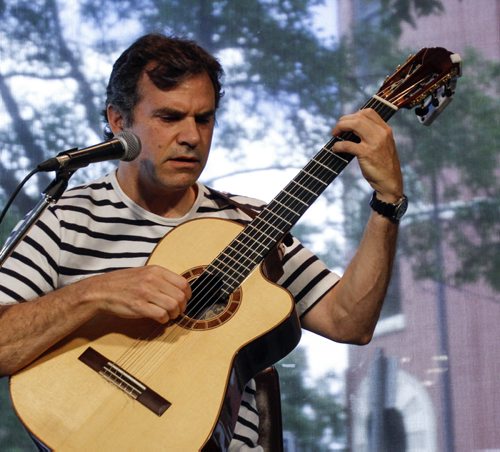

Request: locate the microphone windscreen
(116, 131), (141, 161)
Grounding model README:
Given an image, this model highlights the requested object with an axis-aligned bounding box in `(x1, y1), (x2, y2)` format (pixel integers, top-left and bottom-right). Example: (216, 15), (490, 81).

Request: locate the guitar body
(10, 218), (301, 451)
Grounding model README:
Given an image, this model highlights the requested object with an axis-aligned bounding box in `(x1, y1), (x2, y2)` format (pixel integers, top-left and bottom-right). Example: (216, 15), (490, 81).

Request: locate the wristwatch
(369, 191), (408, 223)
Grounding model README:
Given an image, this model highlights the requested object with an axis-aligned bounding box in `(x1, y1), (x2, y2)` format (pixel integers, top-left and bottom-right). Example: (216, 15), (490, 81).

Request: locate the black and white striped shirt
(0, 171), (340, 450)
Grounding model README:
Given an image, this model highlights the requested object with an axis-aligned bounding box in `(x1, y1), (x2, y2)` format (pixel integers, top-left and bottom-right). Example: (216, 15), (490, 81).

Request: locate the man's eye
(196, 116), (213, 124)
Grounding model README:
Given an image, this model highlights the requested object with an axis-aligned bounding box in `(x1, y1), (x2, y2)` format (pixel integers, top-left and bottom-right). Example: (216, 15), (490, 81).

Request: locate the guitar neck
(208, 96), (398, 295)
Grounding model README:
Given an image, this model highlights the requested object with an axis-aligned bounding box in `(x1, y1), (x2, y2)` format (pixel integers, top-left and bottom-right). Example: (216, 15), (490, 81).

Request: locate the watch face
(370, 192), (409, 222)
(395, 197), (408, 220)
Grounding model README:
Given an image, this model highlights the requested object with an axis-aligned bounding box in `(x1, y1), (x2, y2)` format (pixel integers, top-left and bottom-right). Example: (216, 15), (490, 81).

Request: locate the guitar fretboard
(189, 97), (397, 308)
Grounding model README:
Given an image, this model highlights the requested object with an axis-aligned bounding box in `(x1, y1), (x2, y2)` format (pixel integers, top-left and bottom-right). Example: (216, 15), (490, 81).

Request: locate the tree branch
(48, 0), (103, 136)
(0, 72), (51, 210)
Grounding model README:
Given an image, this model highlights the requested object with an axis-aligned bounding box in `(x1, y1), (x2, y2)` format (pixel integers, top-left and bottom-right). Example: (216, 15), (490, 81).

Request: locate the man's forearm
(0, 284), (97, 376)
(302, 211), (399, 344)
(335, 211), (398, 336)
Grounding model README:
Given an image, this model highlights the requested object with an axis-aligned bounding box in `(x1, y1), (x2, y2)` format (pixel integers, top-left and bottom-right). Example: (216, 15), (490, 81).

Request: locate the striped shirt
(0, 170), (340, 450)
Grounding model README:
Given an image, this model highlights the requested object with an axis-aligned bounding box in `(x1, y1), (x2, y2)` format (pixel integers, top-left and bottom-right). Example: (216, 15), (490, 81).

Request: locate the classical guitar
(10, 47), (461, 451)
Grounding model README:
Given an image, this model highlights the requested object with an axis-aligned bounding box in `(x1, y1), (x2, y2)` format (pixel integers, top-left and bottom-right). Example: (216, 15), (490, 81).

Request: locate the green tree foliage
(0, 0), (347, 215)
(0, 379), (36, 451)
(278, 346), (345, 451)
(340, 11), (500, 292)
(397, 50), (500, 290)
(0, 0), (441, 208)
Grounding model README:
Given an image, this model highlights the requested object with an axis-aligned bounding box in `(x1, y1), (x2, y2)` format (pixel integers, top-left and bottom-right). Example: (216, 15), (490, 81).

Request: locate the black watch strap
(369, 191), (408, 223)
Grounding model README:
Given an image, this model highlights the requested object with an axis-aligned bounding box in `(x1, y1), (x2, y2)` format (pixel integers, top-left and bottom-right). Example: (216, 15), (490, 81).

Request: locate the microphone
(37, 131), (141, 172)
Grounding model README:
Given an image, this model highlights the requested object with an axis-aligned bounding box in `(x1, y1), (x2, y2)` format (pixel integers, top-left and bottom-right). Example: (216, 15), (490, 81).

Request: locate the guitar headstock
(376, 47), (461, 125)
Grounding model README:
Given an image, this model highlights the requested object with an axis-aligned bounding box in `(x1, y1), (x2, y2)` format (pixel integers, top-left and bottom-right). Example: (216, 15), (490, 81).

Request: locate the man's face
(116, 70), (216, 205)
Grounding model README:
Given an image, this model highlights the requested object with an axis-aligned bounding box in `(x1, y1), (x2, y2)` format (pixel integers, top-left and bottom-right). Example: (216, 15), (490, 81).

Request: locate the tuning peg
(415, 105), (429, 117)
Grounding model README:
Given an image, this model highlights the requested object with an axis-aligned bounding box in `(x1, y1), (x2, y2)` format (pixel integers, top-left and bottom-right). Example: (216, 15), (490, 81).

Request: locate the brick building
(337, 1), (500, 450)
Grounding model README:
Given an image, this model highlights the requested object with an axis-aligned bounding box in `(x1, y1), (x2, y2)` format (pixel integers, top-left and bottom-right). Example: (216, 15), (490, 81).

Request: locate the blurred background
(0, 0), (498, 450)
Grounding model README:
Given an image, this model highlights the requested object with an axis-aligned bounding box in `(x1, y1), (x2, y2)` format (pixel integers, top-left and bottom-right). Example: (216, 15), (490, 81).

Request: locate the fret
(209, 258), (244, 280)
(279, 189), (309, 206)
(289, 179), (318, 197)
(217, 247), (260, 272)
(254, 216), (289, 236)
(268, 199), (301, 218)
(296, 169), (329, 187)
(217, 238), (267, 270)
(309, 157), (340, 175)
(216, 250), (255, 274)
(248, 216), (287, 236)
(263, 208), (293, 226)
(330, 151), (349, 164)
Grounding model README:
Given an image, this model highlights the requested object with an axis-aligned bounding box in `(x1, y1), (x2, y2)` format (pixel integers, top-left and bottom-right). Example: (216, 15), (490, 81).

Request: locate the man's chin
(158, 176), (199, 193)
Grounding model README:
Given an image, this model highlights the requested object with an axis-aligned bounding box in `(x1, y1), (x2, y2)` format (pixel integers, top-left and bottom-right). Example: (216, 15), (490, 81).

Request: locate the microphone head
(115, 131), (141, 161)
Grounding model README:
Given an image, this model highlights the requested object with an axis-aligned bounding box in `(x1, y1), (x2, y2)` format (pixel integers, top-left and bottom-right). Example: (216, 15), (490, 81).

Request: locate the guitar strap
(206, 187), (291, 283)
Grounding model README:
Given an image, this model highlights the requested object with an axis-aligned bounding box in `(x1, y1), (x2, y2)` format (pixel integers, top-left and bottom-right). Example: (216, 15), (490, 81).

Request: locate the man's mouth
(166, 155), (200, 168)
(172, 156), (198, 162)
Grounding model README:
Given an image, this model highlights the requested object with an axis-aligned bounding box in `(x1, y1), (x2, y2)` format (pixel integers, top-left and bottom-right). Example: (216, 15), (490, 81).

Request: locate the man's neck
(141, 184), (198, 218)
(115, 169), (198, 218)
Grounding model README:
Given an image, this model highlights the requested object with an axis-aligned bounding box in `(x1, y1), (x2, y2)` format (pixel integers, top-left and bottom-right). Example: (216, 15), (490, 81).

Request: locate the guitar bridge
(78, 347), (171, 416)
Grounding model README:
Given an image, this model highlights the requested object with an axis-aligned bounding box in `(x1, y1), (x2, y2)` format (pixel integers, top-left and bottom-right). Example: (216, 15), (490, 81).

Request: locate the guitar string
(113, 97), (396, 378)
(133, 61), (442, 364)
(114, 99), (394, 382)
(118, 131), (354, 375)
(116, 129), (354, 372)
(113, 97), (393, 377)
(126, 82), (433, 373)
(171, 97), (395, 325)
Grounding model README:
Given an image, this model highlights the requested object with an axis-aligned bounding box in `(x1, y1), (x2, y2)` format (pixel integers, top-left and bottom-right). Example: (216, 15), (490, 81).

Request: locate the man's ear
(107, 105), (125, 135)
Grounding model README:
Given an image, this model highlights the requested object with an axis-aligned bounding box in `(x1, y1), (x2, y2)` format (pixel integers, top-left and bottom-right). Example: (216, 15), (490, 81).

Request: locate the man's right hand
(0, 265), (191, 375)
(85, 265), (191, 324)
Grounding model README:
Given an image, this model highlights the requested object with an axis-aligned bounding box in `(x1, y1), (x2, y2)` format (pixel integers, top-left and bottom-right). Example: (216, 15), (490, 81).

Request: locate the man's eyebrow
(153, 107), (185, 117)
(195, 109), (216, 119)
(153, 107), (215, 118)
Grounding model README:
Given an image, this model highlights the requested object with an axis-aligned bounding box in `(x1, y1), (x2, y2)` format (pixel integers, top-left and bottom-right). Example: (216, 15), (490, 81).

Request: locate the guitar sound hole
(186, 274), (226, 320)
(187, 296), (227, 320)
(180, 266), (242, 330)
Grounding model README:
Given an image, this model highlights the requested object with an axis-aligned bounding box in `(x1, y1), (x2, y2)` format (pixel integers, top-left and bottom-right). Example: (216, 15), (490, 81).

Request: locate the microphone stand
(0, 168), (74, 267)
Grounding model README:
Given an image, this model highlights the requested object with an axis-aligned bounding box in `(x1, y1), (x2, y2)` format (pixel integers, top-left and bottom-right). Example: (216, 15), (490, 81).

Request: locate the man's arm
(301, 108), (404, 344)
(0, 265), (191, 376)
(301, 211), (398, 344)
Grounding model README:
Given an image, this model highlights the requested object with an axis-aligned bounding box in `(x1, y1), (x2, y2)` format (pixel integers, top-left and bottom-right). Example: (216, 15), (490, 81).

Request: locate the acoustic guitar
(10, 47), (461, 451)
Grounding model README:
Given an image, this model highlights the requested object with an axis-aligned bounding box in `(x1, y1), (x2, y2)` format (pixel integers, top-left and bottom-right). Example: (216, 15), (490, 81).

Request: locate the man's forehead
(140, 68), (214, 93)
(136, 70), (216, 111)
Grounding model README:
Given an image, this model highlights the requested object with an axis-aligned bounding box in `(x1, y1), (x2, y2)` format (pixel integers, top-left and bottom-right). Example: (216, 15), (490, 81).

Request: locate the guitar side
(10, 217), (301, 451)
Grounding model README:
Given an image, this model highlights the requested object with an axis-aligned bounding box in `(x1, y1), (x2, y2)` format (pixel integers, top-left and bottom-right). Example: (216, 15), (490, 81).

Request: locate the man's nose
(177, 118), (201, 148)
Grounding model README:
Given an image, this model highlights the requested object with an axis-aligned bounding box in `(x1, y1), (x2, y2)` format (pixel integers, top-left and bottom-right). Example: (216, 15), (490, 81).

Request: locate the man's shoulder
(201, 184), (267, 212)
(62, 173), (114, 198)
(48, 173), (124, 217)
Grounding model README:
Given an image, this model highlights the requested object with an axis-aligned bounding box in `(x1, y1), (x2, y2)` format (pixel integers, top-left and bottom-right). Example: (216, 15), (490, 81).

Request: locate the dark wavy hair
(102, 33), (224, 139)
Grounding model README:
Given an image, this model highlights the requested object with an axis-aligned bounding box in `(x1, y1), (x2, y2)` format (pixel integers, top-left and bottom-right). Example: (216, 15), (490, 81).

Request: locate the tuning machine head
(416, 77), (458, 126)
(415, 52), (461, 126)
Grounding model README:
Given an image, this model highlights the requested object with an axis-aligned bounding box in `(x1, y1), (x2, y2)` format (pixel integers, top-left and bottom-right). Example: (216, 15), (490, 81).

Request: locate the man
(0, 33), (406, 450)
